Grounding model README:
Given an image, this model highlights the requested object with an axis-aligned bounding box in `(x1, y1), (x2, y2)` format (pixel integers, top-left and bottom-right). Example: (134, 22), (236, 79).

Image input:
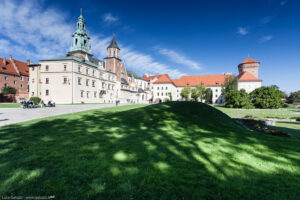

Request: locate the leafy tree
(1, 86), (17, 95)
(191, 88), (199, 101)
(180, 87), (191, 101)
(288, 90), (300, 103)
(250, 86), (284, 109)
(168, 92), (173, 101)
(270, 85), (279, 90)
(204, 88), (213, 104)
(222, 76), (238, 95)
(195, 84), (206, 102)
(225, 89), (254, 109)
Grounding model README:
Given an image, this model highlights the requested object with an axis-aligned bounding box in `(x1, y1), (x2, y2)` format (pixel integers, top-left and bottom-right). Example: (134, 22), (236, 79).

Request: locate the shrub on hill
(204, 88), (213, 104)
(250, 86), (284, 109)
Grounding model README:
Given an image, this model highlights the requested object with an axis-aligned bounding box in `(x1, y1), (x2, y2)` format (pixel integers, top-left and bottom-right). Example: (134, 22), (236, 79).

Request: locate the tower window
(75, 39), (78, 45)
(84, 40), (87, 45)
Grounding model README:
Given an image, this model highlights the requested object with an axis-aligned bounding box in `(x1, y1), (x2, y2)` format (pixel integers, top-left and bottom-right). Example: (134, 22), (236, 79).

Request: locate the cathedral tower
(105, 35), (128, 82)
(68, 9), (92, 59)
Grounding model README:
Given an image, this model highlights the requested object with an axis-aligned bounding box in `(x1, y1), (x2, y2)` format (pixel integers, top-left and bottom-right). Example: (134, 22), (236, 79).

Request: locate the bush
(30, 97), (41, 104)
(180, 87), (191, 101)
(204, 88), (213, 104)
(225, 89), (254, 109)
(250, 86), (284, 109)
(2, 86), (17, 94)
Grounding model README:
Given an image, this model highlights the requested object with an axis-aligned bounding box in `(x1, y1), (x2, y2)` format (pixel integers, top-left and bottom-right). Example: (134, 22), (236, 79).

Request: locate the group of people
(21, 100), (55, 109)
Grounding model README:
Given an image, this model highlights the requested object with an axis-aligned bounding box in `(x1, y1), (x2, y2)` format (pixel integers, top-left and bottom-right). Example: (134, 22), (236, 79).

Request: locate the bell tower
(68, 9), (92, 58)
(105, 35), (128, 82)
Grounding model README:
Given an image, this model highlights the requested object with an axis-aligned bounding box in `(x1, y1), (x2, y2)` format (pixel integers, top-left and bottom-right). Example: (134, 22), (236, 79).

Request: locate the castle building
(28, 10), (150, 104)
(0, 55), (30, 101)
(145, 57), (262, 104)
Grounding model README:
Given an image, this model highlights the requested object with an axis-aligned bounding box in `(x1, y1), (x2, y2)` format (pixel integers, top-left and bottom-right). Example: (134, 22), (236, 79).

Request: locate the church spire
(107, 34), (120, 50)
(69, 9), (92, 55)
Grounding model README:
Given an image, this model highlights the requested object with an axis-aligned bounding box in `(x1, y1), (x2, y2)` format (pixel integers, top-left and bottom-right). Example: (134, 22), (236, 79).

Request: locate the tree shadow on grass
(0, 102), (300, 199)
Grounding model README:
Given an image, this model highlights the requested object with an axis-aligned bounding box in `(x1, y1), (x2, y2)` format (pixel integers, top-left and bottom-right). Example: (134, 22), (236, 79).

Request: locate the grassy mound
(0, 102), (299, 199)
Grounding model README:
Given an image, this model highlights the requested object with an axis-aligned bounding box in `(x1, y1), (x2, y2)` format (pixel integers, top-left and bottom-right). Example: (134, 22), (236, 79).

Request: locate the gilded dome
(129, 81), (137, 88)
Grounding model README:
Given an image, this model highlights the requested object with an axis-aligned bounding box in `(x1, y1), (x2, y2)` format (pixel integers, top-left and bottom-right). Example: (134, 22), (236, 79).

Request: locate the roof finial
(80, 8), (82, 16)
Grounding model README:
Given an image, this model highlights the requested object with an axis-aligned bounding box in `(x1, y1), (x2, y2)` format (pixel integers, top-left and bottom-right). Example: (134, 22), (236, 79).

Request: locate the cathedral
(28, 10), (150, 104)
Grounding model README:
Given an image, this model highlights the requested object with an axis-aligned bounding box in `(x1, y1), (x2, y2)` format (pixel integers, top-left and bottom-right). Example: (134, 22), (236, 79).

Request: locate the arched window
(75, 39), (78, 45)
(84, 40), (86, 46)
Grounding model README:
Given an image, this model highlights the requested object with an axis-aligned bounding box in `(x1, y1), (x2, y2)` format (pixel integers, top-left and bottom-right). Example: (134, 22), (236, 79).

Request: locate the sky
(0, 0), (299, 93)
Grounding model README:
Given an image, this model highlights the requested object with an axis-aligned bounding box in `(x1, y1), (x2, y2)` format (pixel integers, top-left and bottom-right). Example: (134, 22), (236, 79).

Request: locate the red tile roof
(153, 74), (173, 84)
(142, 74), (169, 82)
(238, 71), (262, 82)
(241, 57), (259, 64)
(171, 74), (234, 87)
(0, 57), (29, 76)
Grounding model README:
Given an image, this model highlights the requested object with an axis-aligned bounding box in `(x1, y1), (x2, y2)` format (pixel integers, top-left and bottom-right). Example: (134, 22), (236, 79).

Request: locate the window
(32, 92), (34, 96)
(64, 65), (67, 71)
(166, 87), (168, 90)
(161, 93), (163, 96)
(81, 90), (84, 97)
(4, 83), (8, 87)
(46, 90), (49, 96)
(78, 77), (81, 85)
(13, 80), (17, 85)
(45, 65), (49, 71)
(32, 78), (35, 83)
(166, 92), (168, 96)
(161, 87), (163, 90)
(102, 82), (105, 89)
(87, 91), (89, 98)
(46, 78), (49, 84)
(63, 77), (68, 84)
(215, 89), (218, 92)
(86, 68), (89, 75)
(92, 81), (95, 87)
(86, 79), (89, 86)
(215, 95), (218, 97)
(99, 72), (103, 78)
(78, 65), (81, 72)
(75, 38), (78, 45)
(27, 77), (29, 81)
(157, 93), (159, 96)
(157, 87), (159, 90)
(20, 76), (23, 81)
(27, 85), (29, 92)
(4, 76), (7, 80)
(93, 70), (95, 76)
(94, 91), (97, 98)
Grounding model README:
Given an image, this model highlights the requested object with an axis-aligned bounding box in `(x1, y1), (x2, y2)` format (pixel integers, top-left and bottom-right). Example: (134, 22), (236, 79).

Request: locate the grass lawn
(271, 121), (300, 137)
(0, 102), (300, 199)
(215, 106), (300, 119)
(0, 103), (21, 108)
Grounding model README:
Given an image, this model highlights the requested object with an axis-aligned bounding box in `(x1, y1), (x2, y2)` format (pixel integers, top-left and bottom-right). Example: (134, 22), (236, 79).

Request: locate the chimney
(27, 59), (30, 65)
(9, 55), (13, 61)
(3, 57), (6, 65)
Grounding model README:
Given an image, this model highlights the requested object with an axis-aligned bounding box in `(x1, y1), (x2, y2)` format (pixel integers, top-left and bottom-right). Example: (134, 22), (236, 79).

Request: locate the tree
(191, 88), (199, 101)
(288, 90), (300, 103)
(222, 76), (238, 95)
(180, 87), (191, 101)
(270, 85), (279, 90)
(250, 86), (284, 109)
(168, 92), (173, 101)
(225, 89), (254, 109)
(204, 88), (213, 104)
(1, 86), (17, 95)
(126, 70), (139, 78)
(30, 97), (41, 105)
(195, 84), (206, 102)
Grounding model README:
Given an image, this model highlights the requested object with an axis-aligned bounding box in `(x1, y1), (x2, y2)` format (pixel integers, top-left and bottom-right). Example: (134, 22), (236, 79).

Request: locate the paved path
(0, 104), (121, 126)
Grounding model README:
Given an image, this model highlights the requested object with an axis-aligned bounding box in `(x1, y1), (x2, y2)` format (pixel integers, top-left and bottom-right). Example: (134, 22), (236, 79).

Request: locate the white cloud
(0, 0), (185, 77)
(237, 27), (248, 36)
(122, 47), (185, 78)
(157, 48), (202, 70)
(102, 13), (119, 25)
(259, 35), (273, 43)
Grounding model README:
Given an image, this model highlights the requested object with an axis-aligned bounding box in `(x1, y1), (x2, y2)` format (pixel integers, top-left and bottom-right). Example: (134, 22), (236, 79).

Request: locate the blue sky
(0, 0), (299, 93)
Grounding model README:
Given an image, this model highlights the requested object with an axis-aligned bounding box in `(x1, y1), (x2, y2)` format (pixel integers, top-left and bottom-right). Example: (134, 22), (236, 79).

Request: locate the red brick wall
(0, 73), (29, 97)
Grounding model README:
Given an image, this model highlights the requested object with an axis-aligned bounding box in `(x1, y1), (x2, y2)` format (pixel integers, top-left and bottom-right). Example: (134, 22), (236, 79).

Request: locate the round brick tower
(238, 57), (260, 78)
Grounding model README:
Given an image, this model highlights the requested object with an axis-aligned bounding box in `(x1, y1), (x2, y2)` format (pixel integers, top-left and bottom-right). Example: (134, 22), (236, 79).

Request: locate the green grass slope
(0, 102), (299, 199)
